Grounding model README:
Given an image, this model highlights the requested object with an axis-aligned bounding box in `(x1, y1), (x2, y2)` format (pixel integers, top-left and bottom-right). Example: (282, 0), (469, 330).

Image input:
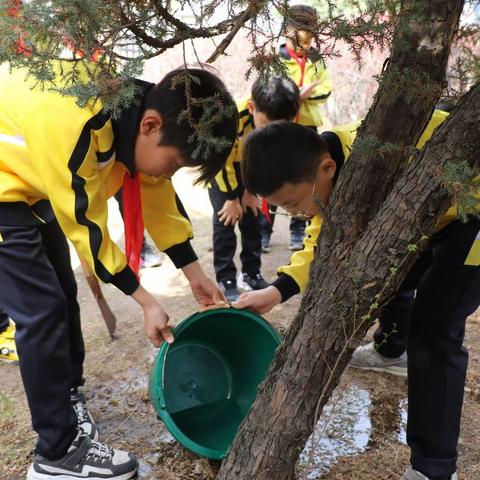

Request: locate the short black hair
(143, 67), (238, 184)
(242, 121), (330, 196)
(251, 76), (300, 121)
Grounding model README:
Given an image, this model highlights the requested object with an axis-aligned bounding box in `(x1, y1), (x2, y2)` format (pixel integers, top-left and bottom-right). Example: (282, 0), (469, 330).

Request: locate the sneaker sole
(349, 363), (408, 378)
(0, 357), (19, 364)
(27, 465), (137, 480)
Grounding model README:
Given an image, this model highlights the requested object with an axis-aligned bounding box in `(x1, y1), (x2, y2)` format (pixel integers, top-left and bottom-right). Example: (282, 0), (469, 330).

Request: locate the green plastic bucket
(149, 308), (282, 459)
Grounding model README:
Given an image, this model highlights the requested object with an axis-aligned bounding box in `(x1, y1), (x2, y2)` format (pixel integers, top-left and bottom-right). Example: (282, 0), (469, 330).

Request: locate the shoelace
(72, 399), (89, 424)
(86, 439), (114, 462)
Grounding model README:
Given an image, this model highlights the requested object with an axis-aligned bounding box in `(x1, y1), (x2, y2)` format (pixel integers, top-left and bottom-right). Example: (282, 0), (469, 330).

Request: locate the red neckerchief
(286, 46), (307, 122)
(122, 172), (144, 278)
(261, 199), (272, 224)
(286, 46), (307, 86)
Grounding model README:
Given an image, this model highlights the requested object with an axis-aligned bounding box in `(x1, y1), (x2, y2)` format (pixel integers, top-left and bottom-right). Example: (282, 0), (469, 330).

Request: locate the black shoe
(261, 233), (271, 253)
(71, 387), (99, 441)
(27, 430), (138, 480)
(238, 272), (270, 291)
(219, 279), (240, 303)
(140, 240), (162, 268)
(289, 232), (305, 251)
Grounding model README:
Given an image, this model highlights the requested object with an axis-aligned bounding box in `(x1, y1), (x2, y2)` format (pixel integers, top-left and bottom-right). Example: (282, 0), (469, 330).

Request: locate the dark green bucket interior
(150, 308), (282, 459)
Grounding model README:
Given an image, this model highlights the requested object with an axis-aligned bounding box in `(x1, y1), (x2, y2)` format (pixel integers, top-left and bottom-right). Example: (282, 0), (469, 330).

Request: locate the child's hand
(232, 286), (282, 314)
(218, 198), (243, 226)
(143, 301), (175, 347)
(131, 285), (174, 346)
(190, 275), (229, 310)
(300, 80), (322, 100)
(241, 190), (262, 217)
(182, 261), (229, 309)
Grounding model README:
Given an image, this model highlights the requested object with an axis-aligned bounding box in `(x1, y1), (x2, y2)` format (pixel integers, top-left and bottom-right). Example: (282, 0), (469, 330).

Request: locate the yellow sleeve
(23, 106), (138, 295)
(140, 175), (198, 268)
(307, 62), (332, 104)
(272, 216), (322, 300)
(210, 138), (241, 199)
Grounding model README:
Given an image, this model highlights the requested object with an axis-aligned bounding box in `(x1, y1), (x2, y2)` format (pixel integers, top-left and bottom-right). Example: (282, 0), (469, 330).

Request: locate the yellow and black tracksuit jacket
(0, 65), (196, 295)
(272, 110), (453, 301)
(208, 98), (253, 198)
(279, 44), (332, 128)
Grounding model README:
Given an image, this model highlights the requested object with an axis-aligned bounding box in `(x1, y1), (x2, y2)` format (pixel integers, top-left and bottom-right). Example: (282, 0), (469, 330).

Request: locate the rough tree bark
(217, 1), (473, 479)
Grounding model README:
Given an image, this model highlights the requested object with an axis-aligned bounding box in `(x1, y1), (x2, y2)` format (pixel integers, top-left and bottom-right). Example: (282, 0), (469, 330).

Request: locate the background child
(208, 76), (300, 301)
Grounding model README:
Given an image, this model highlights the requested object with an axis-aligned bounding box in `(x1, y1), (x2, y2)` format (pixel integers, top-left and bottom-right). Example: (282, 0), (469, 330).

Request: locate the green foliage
(172, 70), (237, 160)
(379, 67), (443, 110)
(407, 243), (418, 253)
(0, 0), (399, 102)
(353, 135), (404, 160)
(440, 160), (480, 222)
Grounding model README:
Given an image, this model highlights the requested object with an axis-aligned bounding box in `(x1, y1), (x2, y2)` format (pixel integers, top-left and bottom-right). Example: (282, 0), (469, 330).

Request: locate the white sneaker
(401, 468), (457, 479)
(27, 430), (137, 480)
(349, 342), (407, 377)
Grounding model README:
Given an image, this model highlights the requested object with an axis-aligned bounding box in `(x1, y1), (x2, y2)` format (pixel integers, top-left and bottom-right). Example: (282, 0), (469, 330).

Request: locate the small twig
(207, 7), (254, 63)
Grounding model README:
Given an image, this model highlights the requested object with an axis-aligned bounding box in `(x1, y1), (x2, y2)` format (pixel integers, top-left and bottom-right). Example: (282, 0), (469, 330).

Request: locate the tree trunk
(217, 1), (470, 479)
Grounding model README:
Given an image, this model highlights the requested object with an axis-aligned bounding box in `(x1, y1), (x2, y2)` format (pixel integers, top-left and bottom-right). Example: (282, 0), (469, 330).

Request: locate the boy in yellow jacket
(208, 76), (300, 301)
(236, 116), (472, 480)
(0, 64), (237, 480)
(281, 4), (332, 129)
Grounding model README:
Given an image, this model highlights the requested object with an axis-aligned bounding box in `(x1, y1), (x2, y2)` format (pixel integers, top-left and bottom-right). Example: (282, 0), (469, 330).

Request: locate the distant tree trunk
(217, 1), (473, 479)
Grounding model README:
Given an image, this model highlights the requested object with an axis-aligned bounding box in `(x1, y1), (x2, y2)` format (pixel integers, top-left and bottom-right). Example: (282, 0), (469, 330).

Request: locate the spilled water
(298, 381), (407, 479)
(103, 367), (407, 478)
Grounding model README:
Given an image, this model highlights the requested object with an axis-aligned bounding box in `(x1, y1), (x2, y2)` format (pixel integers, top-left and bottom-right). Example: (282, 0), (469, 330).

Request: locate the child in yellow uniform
(236, 114), (471, 480)
(0, 64), (237, 480)
(208, 76), (300, 301)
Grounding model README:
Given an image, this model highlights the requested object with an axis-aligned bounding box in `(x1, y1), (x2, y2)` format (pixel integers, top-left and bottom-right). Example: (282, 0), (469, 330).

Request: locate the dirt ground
(2, 170), (480, 480)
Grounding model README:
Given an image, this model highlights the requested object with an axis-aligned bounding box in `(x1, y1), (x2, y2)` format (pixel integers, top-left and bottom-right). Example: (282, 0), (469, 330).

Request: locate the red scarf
(261, 199), (272, 224)
(122, 173), (144, 278)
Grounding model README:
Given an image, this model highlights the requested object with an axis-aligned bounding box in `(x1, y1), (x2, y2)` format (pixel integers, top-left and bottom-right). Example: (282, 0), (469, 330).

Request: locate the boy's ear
(139, 109), (164, 135)
(319, 156), (336, 180)
(247, 100), (256, 115)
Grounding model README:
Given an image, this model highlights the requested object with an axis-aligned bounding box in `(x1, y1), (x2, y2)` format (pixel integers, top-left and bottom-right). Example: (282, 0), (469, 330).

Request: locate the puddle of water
(137, 460), (154, 476)
(398, 397), (407, 444)
(95, 362), (409, 479)
(298, 383), (407, 479)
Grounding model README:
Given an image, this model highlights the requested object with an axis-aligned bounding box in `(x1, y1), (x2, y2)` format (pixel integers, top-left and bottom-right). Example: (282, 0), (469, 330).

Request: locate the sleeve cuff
(223, 187), (242, 200)
(111, 265), (139, 295)
(164, 240), (198, 268)
(309, 92), (331, 101)
(272, 274), (300, 302)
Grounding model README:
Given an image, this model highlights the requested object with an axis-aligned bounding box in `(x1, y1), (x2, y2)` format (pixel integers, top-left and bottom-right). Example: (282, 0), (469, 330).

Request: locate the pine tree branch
(118, 2), (255, 54)
(206, 6), (254, 63)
